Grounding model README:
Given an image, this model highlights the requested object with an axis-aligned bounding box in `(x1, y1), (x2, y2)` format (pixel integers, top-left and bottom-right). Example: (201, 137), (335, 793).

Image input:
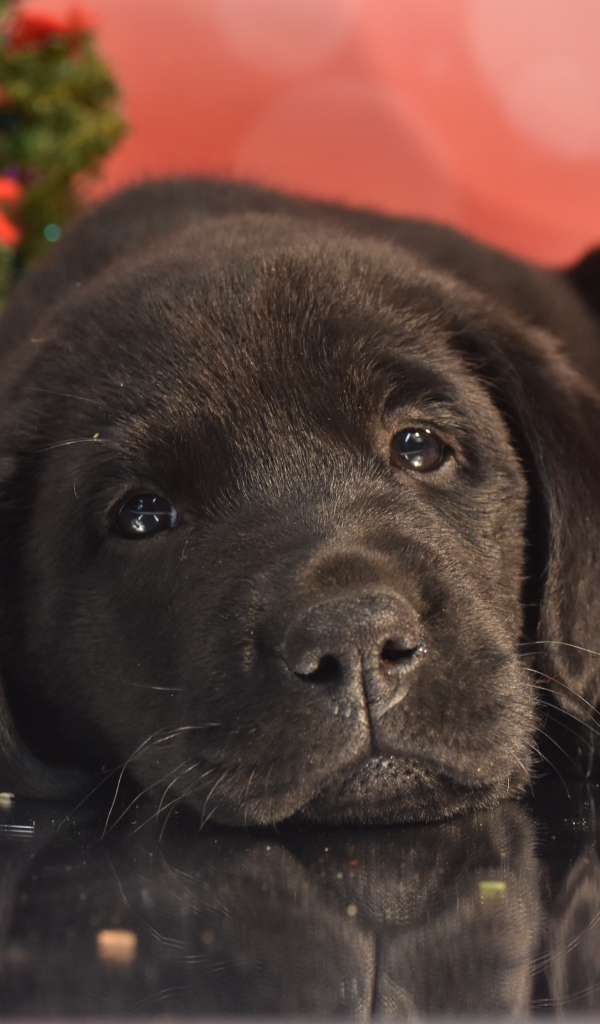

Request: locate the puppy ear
(0, 682), (90, 799)
(0, 428), (91, 800)
(454, 318), (600, 748)
(566, 247), (600, 321)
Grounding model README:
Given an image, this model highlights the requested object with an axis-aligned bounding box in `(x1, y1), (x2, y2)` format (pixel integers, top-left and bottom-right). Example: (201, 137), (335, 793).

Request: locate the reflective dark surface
(0, 780), (599, 1016)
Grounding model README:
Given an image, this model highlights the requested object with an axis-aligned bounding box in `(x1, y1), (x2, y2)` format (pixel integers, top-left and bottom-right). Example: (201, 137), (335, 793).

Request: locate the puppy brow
(383, 389), (465, 427)
(383, 391), (460, 415)
(377, 361), (461, 409)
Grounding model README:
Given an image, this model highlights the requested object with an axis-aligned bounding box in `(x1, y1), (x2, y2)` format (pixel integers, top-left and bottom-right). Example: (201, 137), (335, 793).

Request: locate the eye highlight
(115, 494), (178, 539)
(390, 427), (448, 473)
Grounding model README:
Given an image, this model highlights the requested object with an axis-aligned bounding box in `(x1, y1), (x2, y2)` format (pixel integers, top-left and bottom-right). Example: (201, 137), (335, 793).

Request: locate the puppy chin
(179, 752), (528, 828)
(297, 755), (527, 826)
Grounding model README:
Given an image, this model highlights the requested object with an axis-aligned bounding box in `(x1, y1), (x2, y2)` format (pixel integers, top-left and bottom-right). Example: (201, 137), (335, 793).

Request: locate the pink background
(22, 0), (600, 266)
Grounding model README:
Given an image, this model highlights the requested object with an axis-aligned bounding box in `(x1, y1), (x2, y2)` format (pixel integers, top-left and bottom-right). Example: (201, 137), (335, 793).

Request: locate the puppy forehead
(106, 333), (506, 507)
(42, 245), (470, 422)
(21, 237), (526, 523)
(29, 233), (512, 471)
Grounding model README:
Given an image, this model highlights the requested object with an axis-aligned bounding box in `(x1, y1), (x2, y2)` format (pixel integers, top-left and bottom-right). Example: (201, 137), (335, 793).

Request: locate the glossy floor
(0, 780), (598, 1016)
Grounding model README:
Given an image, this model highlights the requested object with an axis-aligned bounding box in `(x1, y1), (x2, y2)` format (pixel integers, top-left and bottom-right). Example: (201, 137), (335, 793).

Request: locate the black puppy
(1, 178), (600, 825)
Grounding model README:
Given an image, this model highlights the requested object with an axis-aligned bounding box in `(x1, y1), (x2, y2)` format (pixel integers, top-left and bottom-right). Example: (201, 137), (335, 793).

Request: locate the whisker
(155, 761), (203, 843)
(130, 767), (216, 835)
(549, 676), (600, 718)
(57, 765), (124, 828)
(243, 768), (256, 829)
(528, 673), (600, 732)
(531, 739), (571, 796)
(525, 667), (600, 723)
(103, 758), (194, 836)
(22, 386), (105, 407)
(531, 902), (600, 975)
(122, 681), (184, 693)
(102, 724), (220, 836)
(34, 438), (104, 454)
(199, 805), (219, 831)
(535, 728), (581, 776)
(534, 693), (600, 743)
(520, 639), (600, 659)
(200, 770), (230, 829)
(157, 761), (199, 818)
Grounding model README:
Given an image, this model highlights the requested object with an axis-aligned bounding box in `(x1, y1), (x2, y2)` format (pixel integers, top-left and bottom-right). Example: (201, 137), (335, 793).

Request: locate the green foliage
(0, 1), (125, 298)
(0, 242), (14, 305)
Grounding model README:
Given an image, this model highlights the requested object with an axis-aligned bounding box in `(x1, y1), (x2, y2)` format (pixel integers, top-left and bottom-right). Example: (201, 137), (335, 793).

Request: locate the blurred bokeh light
(21, 0), (600, 264)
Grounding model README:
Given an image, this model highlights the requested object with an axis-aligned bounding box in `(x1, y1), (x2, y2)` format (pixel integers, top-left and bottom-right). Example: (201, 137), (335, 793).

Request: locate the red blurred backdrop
(22, 0), (600, 265)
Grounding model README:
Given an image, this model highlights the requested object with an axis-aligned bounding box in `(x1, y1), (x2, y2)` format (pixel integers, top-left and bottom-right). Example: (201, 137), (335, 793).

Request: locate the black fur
(1, 178), (600, 825)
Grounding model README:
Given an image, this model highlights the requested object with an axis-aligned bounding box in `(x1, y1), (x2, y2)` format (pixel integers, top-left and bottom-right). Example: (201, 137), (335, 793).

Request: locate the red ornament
(0, 176), (23, 248)
(7, 7), (95, 50)
(0, 215), (21, 248)
(0, 178), (22, 203)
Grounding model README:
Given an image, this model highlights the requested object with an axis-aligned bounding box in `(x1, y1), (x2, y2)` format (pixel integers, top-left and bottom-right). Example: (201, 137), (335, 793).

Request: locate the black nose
(282, 591), (423, 701)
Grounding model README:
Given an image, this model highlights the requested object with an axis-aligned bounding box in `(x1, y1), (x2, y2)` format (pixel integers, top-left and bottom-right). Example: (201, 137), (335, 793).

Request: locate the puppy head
(0, 216), (596, 823)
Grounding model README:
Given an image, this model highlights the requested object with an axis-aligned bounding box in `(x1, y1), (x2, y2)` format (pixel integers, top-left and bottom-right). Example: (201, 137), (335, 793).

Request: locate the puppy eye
(115, 494), (178, 538)
(390, 427), (448, 472)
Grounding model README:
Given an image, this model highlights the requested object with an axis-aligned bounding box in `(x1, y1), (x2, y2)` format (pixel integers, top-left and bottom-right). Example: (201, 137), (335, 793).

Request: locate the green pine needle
(0, 3), (126, 296)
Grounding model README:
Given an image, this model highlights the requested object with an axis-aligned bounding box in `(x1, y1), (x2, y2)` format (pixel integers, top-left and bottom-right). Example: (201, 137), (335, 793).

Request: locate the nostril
(380, 639), (419, 664)
(296, 654), (344, 685)
(281, 591), (424, 690)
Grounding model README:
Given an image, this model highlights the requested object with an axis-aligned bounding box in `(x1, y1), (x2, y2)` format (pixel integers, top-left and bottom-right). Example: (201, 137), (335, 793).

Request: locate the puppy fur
(1, 178), (600, 825)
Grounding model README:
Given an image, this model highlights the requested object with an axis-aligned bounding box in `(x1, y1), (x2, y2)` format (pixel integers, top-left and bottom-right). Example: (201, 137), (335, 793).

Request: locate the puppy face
(0, 219), (541, 824)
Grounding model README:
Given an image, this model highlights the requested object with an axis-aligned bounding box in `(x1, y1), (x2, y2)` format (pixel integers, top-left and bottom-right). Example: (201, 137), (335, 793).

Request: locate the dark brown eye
(115, 494), (178, 538)
(390, 428), (447, 472)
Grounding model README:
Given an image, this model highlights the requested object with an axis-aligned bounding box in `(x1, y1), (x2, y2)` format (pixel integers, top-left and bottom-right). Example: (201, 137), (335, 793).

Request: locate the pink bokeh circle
(468, 0), (600, 159)
(210, 0), (358, 76)
(234, 78), (462, 223)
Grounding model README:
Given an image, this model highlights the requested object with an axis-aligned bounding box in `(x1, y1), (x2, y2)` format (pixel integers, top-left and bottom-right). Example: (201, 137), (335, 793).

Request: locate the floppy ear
(566, 247), (600, 321)
(0, 403), (91, 800)
(0, 683), (90, 799)
(0, 500), (91, 798)
(0, 539), (91, 799)
(452, 313), (600, 763)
